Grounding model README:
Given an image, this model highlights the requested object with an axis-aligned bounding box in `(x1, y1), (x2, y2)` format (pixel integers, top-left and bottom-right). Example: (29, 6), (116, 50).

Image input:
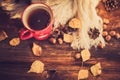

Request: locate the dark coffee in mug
(21, 3), (54, 40)
(28, 9), (51, 30)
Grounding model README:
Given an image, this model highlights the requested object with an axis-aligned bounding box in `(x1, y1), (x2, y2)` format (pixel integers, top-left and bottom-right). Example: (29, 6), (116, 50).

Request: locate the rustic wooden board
(97, 1), (120, 30)
(0, 1), (120, 80)
(0, 38), (120, 80)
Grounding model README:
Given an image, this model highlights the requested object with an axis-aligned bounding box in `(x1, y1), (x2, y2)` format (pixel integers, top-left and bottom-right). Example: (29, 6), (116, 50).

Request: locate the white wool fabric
(47, 0), (78, 30)
(71, 0), (105, 50)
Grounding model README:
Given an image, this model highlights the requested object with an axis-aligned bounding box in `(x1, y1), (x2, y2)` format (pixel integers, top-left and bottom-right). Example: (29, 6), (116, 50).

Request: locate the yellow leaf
(78, 69), (89, 80)
(32, 42), (42, 56)
(69, 18), (82, 29)
(9, 37), (20, 46)
(90, 62), (102, 76)
(81, 49), (91, 62)
(63, 33), (73, 43)
(28, 60), (44, 73)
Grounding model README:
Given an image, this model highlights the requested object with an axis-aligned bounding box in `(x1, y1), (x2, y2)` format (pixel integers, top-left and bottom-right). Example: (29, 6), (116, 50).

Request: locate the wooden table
(0, 36), (120, 80)
(0, 1), (120, 80)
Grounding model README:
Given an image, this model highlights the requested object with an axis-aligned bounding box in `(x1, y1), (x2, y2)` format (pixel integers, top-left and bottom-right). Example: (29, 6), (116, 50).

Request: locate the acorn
(57, 38), (63, 45)
(103, 24), (108, 30)
(75, 53), (81, 59)
(105, 35), (111, 41)
(115, 33), (120, 39)
(109, 30), (116, 36)
(97, 43), (104, 49)
(102, 31), (108, 37)
(49, 37), (56, 44)
(103, 18), (109, 24)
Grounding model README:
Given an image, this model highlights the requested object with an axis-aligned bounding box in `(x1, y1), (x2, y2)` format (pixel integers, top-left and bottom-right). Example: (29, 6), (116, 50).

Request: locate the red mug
(20, 3), (54, 40)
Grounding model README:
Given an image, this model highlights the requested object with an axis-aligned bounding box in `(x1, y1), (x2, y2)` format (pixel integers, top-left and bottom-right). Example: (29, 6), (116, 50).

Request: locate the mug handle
(34, 33), (50, 40)
(20, 29), (33, 40)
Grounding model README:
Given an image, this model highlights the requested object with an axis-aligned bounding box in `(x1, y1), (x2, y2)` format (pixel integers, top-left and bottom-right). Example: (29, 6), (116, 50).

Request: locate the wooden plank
(0, 1), (120, 80)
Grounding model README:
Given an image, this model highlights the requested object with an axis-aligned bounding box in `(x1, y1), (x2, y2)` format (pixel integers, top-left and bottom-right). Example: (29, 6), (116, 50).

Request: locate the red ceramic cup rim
(22, 2), (54, 32)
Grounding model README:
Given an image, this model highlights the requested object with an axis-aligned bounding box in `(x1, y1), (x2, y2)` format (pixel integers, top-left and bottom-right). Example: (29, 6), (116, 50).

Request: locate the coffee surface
(28, 9), (50, 30)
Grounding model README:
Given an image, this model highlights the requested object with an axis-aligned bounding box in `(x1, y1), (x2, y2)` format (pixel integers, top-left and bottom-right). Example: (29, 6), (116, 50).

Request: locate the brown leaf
(78, 69), (89, 80)
(32, 42), (42, 56)
(28, 60), (44, 73)
(81, 49), (91, 62)
(90, 62), (102, 76)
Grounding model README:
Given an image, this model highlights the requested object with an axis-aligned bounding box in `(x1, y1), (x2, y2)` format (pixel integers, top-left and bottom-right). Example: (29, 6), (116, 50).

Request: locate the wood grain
(0, 1), (120, 80)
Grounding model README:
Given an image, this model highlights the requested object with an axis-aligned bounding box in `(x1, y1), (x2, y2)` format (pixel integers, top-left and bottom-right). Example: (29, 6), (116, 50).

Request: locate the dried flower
(88, 28), (100, 40)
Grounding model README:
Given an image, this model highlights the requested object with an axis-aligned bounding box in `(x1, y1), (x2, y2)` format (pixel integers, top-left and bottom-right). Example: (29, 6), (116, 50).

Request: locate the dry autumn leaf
(69, 18), (82, 29)
(0, 30), (8, 41)
(9, 37), (20, 46)
(78, 69), (89, 80)
(32, 42), (42, 56)
(63, 33), (73, 43)
(28, 60), (44, 73)
(90, 62), (102, 76)
(81, 49), (91, 62)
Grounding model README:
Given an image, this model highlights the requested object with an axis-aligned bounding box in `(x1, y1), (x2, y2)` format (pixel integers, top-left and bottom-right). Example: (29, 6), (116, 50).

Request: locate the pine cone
(104, 0), (120, 11)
